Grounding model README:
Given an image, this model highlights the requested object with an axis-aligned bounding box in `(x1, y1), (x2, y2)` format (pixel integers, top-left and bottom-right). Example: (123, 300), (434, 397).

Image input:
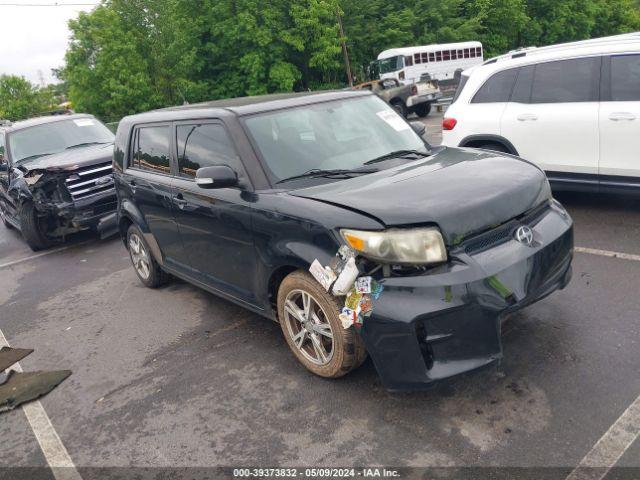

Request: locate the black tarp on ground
(0, 370), (71, 413)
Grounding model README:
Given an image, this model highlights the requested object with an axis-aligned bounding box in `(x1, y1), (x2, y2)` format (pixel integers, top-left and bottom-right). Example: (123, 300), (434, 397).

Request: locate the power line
(0, 2), (99, 6)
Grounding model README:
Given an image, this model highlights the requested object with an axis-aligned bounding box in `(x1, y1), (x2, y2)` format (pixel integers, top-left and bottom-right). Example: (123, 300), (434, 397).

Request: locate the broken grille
(65, 162), (114, 201)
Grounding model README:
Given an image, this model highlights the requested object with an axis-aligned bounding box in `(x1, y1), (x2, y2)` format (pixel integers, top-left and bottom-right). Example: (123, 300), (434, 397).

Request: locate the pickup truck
(353, 78), (442, 118)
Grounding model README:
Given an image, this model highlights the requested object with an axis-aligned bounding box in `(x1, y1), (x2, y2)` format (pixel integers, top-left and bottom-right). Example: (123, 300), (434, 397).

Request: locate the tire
(126, 224), (169, 288)
(414, 102), (432, 118)
(474, 142), (509, 153)
(0, 202), (13, 230)
(390, 100), (408, 118)
(19, 202), (53, 251)
(277, 270), (367, 378)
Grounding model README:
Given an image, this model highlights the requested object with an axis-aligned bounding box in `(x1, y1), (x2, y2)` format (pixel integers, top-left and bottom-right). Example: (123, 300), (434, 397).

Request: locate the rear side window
(471, 68), (518, 103)
(530, 57), (600, 103)
(452, 75), (469, 103)
(132, 125), (171, 174)
(610, 54), (640, 101)
(511, 65), (534, 103)
(176, 123), (242, 179)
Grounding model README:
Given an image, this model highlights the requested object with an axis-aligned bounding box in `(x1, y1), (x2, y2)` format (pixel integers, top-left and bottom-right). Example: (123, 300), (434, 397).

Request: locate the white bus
(372, 41), (484, 85)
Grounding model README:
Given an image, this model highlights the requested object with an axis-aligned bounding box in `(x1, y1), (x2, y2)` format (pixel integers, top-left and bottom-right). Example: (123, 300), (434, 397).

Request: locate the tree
(0, 75), (53, 121)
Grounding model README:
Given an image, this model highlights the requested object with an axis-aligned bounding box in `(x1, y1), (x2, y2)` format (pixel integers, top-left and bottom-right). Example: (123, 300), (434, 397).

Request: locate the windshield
(373, 56), (403, 75)
(244, 96), (428, 184)
(9, 117), (114, 163)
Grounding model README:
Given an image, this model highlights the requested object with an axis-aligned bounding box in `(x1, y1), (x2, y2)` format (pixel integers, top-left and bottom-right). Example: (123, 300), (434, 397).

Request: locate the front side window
(530, 57), (600, 103)
(8, 118), (114, 164)
(472, 68), (518, 103)
(132, 125), (171, 174)
(244, 96), (428, 183)
(377, 56), (403, 74)
(176, 123), (242, 179)
(610, 54), (640, 101)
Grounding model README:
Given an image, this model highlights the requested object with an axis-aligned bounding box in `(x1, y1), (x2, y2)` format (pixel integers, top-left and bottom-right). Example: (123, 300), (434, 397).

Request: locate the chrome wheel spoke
(292, 329), (306, 349)
(302, 292), (312, 320)
(310, 333), (328, 363)
(313, 323), (333, 339)
(285, 300), (305, 324)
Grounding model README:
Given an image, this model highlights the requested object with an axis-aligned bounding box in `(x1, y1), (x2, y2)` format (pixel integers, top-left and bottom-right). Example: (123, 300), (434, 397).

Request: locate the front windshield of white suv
(9, 117), (114, 163)
(244, 95), (428, 183)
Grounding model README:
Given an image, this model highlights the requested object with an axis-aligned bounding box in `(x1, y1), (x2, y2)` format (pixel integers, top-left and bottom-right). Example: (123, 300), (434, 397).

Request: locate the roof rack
(484, 32), (640, 65)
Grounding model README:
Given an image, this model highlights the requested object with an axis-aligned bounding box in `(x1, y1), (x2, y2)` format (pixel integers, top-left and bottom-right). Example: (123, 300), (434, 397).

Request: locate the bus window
(476, 47), (482, 57)
(436, 51), (442, 61)
(414, 53), (421, 64)
(451, 50), (457, 60)
(464, 49), (470, 58)
(429, 52), (435, 62)
(421, 52), (429, 63)
(443, 51), (451, 61)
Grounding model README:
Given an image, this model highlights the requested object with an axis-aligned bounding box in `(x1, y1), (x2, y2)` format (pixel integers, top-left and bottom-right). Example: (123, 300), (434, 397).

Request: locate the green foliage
(58, 0), (640, 120)
(0, 75), (55, 121)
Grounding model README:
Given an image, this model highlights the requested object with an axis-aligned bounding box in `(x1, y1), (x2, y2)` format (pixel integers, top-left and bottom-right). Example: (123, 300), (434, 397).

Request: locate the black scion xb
(113, 90), (573, 391)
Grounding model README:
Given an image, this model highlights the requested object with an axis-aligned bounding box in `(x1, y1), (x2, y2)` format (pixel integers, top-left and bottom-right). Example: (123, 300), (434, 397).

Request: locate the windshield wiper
(65, 141), (111, 150)
(363, 149), (430, 165)
(276, 168), (377, 184)
(16, 152), (58, 162)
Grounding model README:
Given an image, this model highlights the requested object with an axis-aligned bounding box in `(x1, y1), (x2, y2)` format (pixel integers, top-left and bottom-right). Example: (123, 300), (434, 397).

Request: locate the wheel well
(268, 265), (299, 311)
(118, 216), (133, 245)
(461, 136), (516, 155)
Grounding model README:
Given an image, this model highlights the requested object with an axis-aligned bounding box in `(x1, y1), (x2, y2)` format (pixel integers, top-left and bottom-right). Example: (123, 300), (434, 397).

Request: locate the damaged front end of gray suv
(0, 115), (117, 250)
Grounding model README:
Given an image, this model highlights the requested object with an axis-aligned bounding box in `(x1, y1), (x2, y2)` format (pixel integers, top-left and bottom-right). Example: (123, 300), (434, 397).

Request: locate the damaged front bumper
(359, 204), (573, 391)
(37, 190), (117, 235)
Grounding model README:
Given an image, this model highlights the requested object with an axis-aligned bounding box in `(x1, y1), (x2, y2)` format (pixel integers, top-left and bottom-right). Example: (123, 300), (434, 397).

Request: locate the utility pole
(337, 7), (353, 87)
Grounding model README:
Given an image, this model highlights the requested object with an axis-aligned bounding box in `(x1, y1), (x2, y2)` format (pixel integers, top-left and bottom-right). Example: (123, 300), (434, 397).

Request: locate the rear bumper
(407, 91), (442, 107)
(360, 203), (574, 391)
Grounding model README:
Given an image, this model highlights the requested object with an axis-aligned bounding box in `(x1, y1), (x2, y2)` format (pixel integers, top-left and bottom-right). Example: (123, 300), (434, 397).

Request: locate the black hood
(18, 143), (113, 172)
(289, 147), (551, 244)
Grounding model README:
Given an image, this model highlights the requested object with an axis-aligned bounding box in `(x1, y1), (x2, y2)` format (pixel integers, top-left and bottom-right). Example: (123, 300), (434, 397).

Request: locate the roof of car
(0, 113), (94, 133)
(121, 89), (372, 125)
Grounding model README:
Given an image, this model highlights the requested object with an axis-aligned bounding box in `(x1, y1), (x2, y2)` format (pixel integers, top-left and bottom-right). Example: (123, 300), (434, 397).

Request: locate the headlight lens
(340, 227), (447, 264)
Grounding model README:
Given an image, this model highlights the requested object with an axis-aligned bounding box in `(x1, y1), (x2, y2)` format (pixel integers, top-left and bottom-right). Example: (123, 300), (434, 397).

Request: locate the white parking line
(566, 394), (640, 480)
(575, 246), (640, 262)
(0, 246), (74, 270)
(0, 329), (82, 480)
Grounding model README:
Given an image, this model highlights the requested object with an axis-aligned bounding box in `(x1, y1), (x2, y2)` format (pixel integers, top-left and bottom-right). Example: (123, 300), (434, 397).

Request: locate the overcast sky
(0, 1), (98, 85)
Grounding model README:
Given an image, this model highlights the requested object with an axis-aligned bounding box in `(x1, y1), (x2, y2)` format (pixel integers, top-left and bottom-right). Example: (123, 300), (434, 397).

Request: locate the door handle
(173, 193), (188, 209)
(609, 112), (636, 121)
(517, 113), (538, 121)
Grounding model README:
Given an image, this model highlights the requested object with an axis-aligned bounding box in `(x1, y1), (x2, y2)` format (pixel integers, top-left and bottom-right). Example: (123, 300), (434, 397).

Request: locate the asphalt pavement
(0, 112), (638, 479)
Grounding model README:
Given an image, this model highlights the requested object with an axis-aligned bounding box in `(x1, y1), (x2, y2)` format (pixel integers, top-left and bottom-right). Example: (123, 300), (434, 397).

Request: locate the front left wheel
(0, 202), (14, 230)
(277, 270), (367, 378)
(19, 202), (53, 251)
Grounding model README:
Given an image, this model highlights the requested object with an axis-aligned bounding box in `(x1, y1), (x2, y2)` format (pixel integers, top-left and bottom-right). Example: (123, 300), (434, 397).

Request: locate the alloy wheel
(283, 289), (334, 365)
(129, 233), (151, 280)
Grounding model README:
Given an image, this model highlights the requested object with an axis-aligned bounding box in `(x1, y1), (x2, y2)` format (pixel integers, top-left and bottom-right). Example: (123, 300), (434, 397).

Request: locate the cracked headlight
(340, 227), (447, 265)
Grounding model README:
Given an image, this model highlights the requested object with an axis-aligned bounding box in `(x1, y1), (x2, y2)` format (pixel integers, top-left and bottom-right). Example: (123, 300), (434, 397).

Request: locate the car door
(500, 57), (601, 178)
(125, 123), (185, 263)
(599, 54), (640, 185)
(171, 120), (258, 304)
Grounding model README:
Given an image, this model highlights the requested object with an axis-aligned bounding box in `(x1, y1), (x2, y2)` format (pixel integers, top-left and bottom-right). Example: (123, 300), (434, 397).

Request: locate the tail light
(399, 70), (405, 80)
(411, 85), (417, 96)
(442, 118), (457, 130)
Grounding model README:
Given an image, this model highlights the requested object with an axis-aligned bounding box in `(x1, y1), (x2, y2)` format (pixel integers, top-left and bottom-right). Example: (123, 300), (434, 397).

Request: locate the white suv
(442, 33), (640, 194)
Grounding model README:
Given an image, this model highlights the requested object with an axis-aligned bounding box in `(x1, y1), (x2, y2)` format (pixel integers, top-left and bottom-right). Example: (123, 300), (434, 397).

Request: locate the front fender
(118, 198), (164, 265)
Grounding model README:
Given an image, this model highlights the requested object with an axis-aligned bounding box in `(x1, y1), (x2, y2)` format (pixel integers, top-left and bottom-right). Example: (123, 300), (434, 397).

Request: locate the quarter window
(471, 68), (518, 103)
(132, 125), (171, 174)
(176, 123), (242, 179)
(530, 57), (600, 103)
(610, 54), (640, 101)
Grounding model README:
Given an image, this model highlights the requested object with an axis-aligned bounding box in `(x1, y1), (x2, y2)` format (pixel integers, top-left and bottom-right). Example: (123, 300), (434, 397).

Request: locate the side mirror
(195, 165), (238, 189)
(410, 121), (426, 137)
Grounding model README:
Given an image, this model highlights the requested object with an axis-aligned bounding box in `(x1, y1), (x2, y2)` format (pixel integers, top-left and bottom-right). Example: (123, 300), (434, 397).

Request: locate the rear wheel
(390, 100), (408, 118)
(19, 202), (53, 251)
(414, 102), (432, 118)
(277, 270), (367, 378)
(126, 224), (169, 288)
